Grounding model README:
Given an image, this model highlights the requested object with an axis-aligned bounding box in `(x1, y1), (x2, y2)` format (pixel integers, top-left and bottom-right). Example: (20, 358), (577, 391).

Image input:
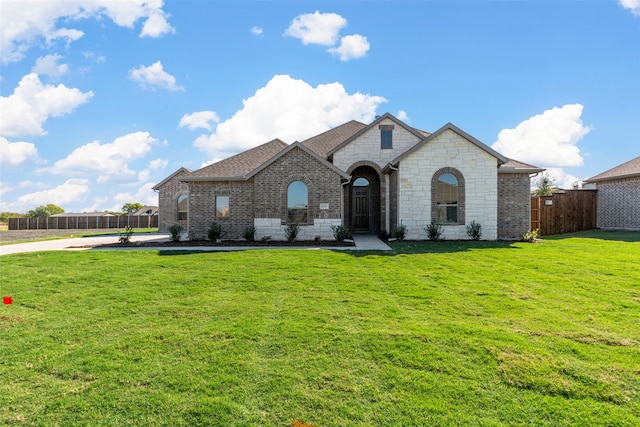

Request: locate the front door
(352, 177), (370, 232)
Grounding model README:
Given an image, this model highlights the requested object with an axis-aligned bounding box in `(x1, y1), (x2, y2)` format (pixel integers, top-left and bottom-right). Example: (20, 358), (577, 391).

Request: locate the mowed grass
(0, 231), (638, 426)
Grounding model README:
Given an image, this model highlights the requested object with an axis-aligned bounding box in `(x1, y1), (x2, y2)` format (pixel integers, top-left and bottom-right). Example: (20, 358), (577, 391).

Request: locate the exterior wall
(252, 146), (344, 240)
(596, 177), (640, 229)
(187, 180), (254, 240)
(156, 170), (190, 232)
(397, 129), (499, 240)
(497, 173), (532, 239)
(333, 118), (422, 172)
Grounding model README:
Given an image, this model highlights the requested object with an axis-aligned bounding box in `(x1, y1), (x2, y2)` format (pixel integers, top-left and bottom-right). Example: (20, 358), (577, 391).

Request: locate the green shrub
(243, 226), (256, 242)
(522, 229), (540, 242)
(466, 220), (482, 241)
(331, 225), (351, 242)
(207, 221), (223, 241)
(424, 222), (443, 241)
(168, 224), (183, 242)
(284, 223), (300, 242)
(392, 221), (407, 241)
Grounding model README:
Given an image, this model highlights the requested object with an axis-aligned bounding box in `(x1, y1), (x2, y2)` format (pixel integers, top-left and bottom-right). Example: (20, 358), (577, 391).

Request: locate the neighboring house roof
(326, 113), (427, 157)
(302, 120), (366, 158)
(584, 156), (640, 183)
(389, 122), (509, 166)
(499, 158), (545, 174)
(152, 167), (193, 190)
(131, 206), (158, 216)
(184, 139), (288, 181)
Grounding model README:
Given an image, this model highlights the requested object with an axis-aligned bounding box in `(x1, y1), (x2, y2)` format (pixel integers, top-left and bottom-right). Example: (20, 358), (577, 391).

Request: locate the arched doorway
(348, 166), (381, 233)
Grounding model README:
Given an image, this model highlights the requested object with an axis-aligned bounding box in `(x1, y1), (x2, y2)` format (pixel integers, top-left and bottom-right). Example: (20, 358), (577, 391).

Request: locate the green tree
(0, 212), (25, 222)
(26, 204), (64, 218)
(121, 202), (143, 215)
(532, 172), (557, 196)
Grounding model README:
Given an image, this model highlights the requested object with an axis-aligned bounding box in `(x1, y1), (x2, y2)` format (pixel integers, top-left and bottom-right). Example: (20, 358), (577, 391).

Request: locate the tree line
(0, 203), (145, 223)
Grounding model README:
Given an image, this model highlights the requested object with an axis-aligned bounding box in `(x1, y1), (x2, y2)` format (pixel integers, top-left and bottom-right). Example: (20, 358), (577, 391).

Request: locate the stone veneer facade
(595, 177), (640, 229)
(397, 129), (499, 240)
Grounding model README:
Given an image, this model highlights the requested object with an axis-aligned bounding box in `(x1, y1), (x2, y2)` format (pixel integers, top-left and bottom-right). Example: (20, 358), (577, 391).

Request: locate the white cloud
(110, 182), (158, 212)
(32, 54), (69, 77)
(0, 73), (93, 137)
(0, 0), (175, 64)
(491, 104), (591, 167)
(128, 61), (184, 91)
(251, 26), (264, 36)
(619, 0), (640, 16)
(149, 158), (168, 169)
(2, 179), (91, 212)
(284, 11), (347, 46)
(0, 181), (13, 198)
(46, 131), (158, 183)
(140, 12), (176, 38)
(328, 34), (370, 61)
(0, 137), (39, 167)
(179, 111), (220, 131)
(193, 74), (387, 159)
(397, 110), (409, 122)
(542, 168), (583, 190)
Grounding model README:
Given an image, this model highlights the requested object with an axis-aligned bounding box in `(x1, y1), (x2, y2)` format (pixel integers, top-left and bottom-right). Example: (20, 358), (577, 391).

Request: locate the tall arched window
(287, 181), (308, 223)
(177, 194), (188, 220)
(431, 168), (465, 225)
(436, 173), (458, 223)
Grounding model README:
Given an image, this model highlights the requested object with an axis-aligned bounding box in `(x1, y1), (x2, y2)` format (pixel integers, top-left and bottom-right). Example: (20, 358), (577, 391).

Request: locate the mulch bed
(93, 239), (355, 248)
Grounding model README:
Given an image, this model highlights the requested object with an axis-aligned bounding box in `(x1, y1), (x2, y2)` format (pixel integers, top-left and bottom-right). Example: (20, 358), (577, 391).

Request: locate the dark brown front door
(353, 187), (370, 232)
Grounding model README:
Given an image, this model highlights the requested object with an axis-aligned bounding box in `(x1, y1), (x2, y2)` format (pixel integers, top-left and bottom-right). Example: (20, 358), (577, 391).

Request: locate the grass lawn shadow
(542, 230), (640, 243)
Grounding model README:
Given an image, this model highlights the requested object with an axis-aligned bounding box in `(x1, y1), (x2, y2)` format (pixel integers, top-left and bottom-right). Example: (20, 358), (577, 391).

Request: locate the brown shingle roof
(499, 158), (545, 173)
(584, 156), (640, 183)
(301, 120), (366, 158)
(187, 139), (288, 179)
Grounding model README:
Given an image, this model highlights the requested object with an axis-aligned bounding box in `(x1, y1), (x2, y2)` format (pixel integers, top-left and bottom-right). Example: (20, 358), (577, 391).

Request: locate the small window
(381, 130), (393, 149)
(216, 196), (229, 217)
(436, 173), (458, 223)
(177, 195), (188, 220)
(287, 181), (308, 223)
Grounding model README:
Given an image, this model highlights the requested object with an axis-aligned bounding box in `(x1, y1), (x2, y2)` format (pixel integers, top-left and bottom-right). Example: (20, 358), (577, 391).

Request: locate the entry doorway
(352, 177), (370, 232)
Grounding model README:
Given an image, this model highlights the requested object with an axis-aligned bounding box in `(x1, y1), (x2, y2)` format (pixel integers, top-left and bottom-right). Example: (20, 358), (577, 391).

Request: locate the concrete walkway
(0, 233), (392, 256)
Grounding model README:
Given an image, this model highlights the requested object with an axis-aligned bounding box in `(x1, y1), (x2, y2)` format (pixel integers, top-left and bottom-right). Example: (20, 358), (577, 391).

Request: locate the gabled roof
(584, 156), (640, 183)
(326, 113), (427, 157)
(184, 139), (288, 181)
(301, 120), (366, 158)
(390, 122), (509, 165)
(152, 167), (193, 190)
(499, 158), (545, 174)
(131, 206), (158, 216)
(247, 141), (350, 179)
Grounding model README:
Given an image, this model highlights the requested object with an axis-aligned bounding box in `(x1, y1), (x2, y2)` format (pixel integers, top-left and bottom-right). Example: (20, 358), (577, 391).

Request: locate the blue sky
(1, 0), (639, 213)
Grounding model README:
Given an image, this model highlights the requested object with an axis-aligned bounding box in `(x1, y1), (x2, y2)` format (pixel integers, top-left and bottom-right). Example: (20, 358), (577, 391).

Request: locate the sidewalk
(0, 233), (391, 256)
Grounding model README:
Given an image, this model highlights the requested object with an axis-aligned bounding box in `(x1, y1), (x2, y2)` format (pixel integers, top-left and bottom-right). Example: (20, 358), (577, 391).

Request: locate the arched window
(287, 181), (308, 223)
(353, 177), (370, 187)
(431, 168), (465, 225)
(177, 194), (188, 220)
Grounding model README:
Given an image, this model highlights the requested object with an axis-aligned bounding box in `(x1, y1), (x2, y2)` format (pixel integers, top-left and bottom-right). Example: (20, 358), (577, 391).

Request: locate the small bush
(392, 221), (407, 241)
(466, 220), (482, 241)
(243, 226), (256, 242)
(424, 222), (443, 241)
(522, 229), (540, 242)
(284, 223), (300, 242)
(331, 225), (351, 242)
(168, 224), (183, 242)
(261, 235), (272, 243)
(118, 225), (134, 244)
(207, 222), (223, 241)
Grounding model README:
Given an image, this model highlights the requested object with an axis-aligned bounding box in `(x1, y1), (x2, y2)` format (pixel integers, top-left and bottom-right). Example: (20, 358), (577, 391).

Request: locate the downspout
(388, 163), (399, 232)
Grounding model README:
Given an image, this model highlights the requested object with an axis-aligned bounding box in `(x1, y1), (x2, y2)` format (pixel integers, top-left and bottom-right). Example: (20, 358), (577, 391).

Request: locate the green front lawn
(1, 231), (638, 426)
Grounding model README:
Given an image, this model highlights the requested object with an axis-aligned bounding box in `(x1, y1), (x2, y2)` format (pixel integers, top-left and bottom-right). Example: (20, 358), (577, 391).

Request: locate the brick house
(154, 113), (543, 240)
(584, 156), (640, 230)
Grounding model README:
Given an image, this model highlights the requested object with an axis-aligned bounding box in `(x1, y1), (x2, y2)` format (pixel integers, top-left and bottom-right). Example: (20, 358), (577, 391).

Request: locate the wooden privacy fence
(8, 215), (158, 230)
(531, 190), (597, 236)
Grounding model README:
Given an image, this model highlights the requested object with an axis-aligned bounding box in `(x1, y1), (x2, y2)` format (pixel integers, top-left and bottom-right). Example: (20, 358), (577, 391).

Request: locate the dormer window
(380, 124), (394, 149)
